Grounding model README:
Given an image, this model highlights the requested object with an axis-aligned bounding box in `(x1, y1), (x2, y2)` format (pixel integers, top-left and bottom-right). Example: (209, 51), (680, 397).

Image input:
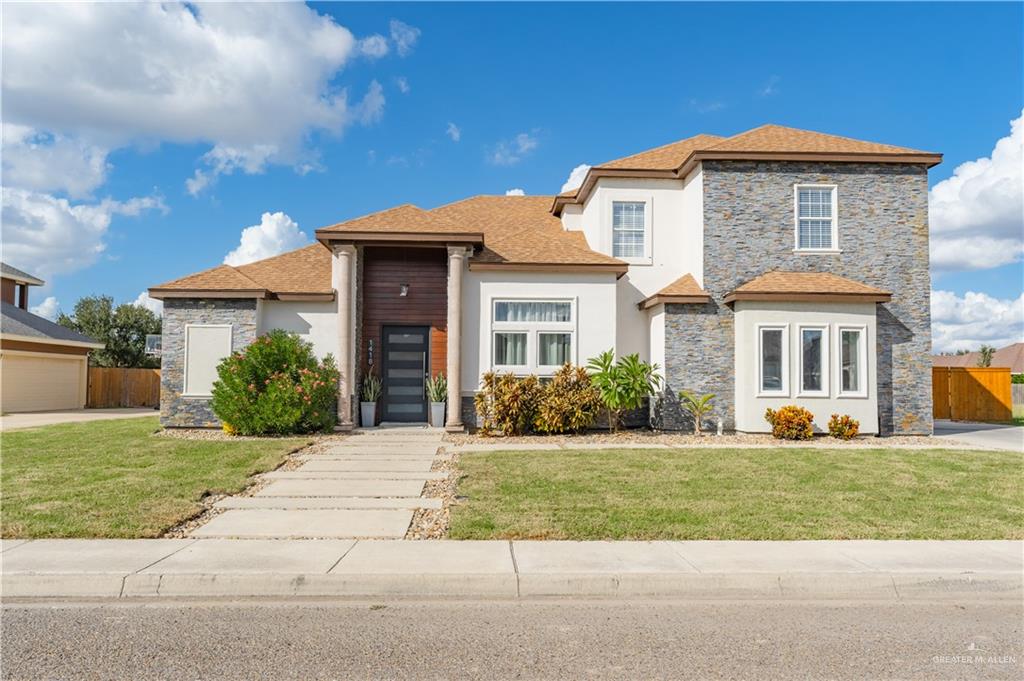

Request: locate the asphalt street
(2, 599), (1021, 680)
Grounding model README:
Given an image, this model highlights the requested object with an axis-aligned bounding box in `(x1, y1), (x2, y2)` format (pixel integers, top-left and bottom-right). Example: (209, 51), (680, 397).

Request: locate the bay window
(492, 299), (574, 374)
(798, 325), (828, 396)
(837, 326), (867, 397)
(757, 325), (788, 395)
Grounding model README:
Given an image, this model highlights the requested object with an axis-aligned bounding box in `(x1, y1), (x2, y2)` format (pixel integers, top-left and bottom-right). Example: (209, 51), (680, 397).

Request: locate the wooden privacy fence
(932, 367), (1012, 422)
(1013, 384), (1024, 407)
(87, 368), (160, 408)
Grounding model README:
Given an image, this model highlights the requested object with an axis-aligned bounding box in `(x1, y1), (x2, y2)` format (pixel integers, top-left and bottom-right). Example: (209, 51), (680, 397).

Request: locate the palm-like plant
(977, 345), (995, 368)
(361, 373), (382, 402)
(586, 349), (662, 432)
(678, 390), (715, 436)
(426, 372), (447, 403)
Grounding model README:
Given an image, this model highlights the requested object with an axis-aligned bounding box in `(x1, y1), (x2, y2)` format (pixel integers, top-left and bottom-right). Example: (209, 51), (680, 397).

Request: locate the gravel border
(444, 430), (935, 448)
(405, 445), (459, 540)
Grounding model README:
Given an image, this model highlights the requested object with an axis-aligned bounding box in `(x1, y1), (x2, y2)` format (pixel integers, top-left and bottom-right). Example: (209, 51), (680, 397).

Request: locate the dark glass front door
(381, 325), (429, 422)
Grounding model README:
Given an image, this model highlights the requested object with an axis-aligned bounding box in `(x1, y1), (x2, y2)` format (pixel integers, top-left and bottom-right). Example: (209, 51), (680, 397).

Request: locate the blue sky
(3, 2), (1022, 351)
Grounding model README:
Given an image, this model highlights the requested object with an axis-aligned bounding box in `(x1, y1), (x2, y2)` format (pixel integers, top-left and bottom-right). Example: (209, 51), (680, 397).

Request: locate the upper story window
(794, 185), (838, 251)
(612, 201), (646, 259)
(492, 299), (574, 374)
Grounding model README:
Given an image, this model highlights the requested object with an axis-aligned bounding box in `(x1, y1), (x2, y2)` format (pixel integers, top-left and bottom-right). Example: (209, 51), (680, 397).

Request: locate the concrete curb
(4, 571), (1019, 601)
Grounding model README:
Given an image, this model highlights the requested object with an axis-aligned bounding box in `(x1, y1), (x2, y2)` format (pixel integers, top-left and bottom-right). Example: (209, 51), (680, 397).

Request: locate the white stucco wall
(649, 304), (665, 375)
(733, 301), (879, 434)
(258, 300), (339, 360)
(562, 169), (704, 359)
(460, 270), (618, 395)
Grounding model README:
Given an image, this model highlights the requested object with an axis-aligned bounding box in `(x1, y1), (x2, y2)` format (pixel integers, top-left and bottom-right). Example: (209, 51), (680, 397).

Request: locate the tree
(58, 295), (161, 367)
(977, 345), (995, 368)
(586, 350), (662, 432)
(678, 391), (716, 436)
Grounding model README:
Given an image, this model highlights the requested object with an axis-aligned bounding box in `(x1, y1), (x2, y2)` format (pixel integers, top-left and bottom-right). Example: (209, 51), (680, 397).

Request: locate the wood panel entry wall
(360, 247), (447, 389)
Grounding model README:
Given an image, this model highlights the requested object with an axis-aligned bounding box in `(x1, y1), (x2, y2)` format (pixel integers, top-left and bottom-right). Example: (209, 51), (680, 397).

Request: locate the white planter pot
(430, 401), (446, 428)
(360, 402), (376, 428)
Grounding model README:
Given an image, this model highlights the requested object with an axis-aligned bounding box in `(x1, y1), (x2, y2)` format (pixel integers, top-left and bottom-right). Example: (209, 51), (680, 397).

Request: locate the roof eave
(723, 291), (893, 306)
(638, 294), (711, 310)
(148, 288), (269, 300)
(468, 261), (628, 277)
(315, 230), (485, 246)
(0, 332), (105, 350)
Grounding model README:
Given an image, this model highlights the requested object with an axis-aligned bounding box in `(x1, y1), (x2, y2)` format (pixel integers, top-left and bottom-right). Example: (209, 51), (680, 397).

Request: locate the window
(794, 185), (837, 251)
(183, 324), (232, 396)
(491, 299), (574, 373)
(612, 201), (646, 259)
(837, 326), (867, 397)
(757, 325), (788, 395)
(798, 326), (828, 396)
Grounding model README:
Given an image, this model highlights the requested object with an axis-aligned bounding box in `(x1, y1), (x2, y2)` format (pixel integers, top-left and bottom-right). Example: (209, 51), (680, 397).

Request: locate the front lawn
(450, 447), (1024, 540)
(1, 417), (307, 538)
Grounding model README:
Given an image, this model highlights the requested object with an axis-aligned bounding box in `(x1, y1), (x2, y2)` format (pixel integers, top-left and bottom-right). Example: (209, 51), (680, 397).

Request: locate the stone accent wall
(160, 298), (259, 428)
(661, 161), (932, 435)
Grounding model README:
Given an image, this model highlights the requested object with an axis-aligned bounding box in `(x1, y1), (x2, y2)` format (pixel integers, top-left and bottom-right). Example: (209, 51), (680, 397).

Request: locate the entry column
(445, 245), (467, 431)
(334, 244), (356, 431)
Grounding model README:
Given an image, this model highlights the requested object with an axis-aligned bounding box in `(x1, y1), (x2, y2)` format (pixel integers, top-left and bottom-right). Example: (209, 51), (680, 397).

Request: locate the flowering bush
(210, 330), (339, 435)
(764, 405), (815, 440)
(827, 413), (860, 440)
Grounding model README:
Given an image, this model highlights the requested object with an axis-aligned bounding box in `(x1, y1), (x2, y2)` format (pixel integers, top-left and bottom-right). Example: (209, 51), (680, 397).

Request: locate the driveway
(934, 419), (1024, 452)
(0, 408), (156, 432)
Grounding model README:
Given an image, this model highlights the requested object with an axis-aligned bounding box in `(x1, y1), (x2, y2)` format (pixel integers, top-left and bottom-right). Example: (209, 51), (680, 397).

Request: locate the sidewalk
(3, 539), (1020, 601)
(0, 408), (156, 432)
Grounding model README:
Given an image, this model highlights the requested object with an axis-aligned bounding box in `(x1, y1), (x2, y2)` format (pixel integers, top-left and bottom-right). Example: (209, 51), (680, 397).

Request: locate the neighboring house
(150, 124), (940, 435)
(0, 264), (104, 412)
(932, 343), (1024, 374)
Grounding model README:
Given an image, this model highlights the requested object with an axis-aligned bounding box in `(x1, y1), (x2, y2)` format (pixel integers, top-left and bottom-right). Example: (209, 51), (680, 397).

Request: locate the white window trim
(797, 324), (829, 397)
(793, 184), (840, 253)
(182, 323), (233, 397)
(606, 195), (654, 265)
(835, 324), (869, 398)
(756, 323), (789, 397)
(489, 298), (577, 375)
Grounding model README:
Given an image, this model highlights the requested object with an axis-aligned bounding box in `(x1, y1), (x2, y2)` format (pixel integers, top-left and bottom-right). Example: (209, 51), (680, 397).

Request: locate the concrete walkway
(192, 427), (444, 539)
(2, 539), (1019, 600)
(0, 407), (156, 431)
(934, 419), (1024, 452)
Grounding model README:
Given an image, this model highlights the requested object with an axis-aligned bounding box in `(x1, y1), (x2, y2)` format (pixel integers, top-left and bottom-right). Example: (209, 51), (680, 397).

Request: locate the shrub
(361, 373), (382, 402)
(210, 330), (339, 436)
(586, 350), (662, 432)
(426, 373), (448, 403)
(1011, 374), (1024, 385)
(828, 413), (860, 440)
(534, 363), (603, 434)
(474, 372), (543, 437)
(764, 405), (814, 440)
(678, 391), (715, 435)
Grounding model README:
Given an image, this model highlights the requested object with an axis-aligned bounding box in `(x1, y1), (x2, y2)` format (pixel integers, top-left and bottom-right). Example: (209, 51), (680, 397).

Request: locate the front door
(380, 325), (430, 423)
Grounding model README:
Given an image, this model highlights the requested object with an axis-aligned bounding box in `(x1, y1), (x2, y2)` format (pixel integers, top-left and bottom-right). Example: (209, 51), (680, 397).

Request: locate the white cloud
(395, 77), (410, 94)
(758, 75), (780, 97)
(505, 188), (525, 196)
(358, 34), (389, 59)
(30, 296), (60, 321)
(134, 290), (163, 316)
(931, 290), (1024, 353)
(446, 122), (461, 142)
(3, 3), (390, 196)
(489, 132), (539, 166)
(223, 212), (309, 267)
(929, 111), (1023, 273)
(1, 187), (165, 279)
(561, 163), (591, 193)
(390, 19), (421, 57)
(2, 124), (110, 199)
(689, 98), (725, 114)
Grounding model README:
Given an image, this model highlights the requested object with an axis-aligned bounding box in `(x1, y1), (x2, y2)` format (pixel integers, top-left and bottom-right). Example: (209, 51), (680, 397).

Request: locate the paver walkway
(191, 427), (444, 539)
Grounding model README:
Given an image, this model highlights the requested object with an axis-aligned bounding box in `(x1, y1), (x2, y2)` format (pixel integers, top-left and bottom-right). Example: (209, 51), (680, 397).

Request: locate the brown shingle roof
(431, 195), (625, 271)
(932, 343), (1024, 373)
(317, 204), (470, 237)
(598, 134), (726, 171)
(724, 271), (892, 304)
(150, 245), (334, 300)
(638, 274), (710, 309)
(705, 124), (934, 156)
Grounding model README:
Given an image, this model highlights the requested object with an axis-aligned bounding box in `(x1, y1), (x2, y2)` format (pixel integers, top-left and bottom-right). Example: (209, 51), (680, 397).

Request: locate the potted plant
(360, 373), (382, 427)
(426, 372), (447, 428)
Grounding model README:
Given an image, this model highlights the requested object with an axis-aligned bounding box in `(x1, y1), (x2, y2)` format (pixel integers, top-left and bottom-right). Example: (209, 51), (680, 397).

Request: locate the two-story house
(150, 124), (940, 435)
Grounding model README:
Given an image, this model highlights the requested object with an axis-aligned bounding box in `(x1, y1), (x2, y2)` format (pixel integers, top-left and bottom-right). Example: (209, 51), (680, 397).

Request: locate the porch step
(213, 496), (441, 510)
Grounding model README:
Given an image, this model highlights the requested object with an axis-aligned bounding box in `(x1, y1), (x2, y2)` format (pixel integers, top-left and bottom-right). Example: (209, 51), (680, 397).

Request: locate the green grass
(450, 447), (1024, 540)
(1, 417), (307, 538)
(1012, 404), (1024, 426)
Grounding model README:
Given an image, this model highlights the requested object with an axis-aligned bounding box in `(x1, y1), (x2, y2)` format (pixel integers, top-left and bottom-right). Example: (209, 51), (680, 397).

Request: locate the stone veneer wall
(160, 298), (259, 428)
(659, 161), (932, 435)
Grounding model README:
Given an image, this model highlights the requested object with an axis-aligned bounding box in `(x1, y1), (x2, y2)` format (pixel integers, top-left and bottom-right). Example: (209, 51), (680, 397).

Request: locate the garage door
(0, 353), (86, 412)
